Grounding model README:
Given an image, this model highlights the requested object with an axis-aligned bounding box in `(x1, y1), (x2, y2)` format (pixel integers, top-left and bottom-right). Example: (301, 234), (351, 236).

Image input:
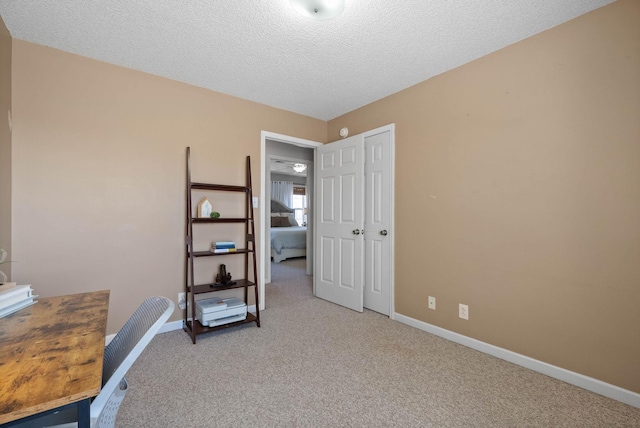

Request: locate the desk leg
(77, 398), (91, 428)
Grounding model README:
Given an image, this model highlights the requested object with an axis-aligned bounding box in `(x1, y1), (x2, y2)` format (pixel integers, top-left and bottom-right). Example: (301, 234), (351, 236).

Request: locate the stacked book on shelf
(211, 241), (237, 253)
(0, 282), (37, 318)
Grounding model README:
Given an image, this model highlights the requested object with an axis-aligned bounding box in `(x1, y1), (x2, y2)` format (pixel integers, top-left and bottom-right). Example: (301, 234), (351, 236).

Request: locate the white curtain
(271, 181), (293, 208)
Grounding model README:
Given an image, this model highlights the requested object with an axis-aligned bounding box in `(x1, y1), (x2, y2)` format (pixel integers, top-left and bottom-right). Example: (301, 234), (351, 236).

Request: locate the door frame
(259, 131), (322, 311)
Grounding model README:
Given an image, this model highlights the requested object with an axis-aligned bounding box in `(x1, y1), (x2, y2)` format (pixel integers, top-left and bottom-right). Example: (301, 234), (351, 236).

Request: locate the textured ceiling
(0, 0), (614, 120)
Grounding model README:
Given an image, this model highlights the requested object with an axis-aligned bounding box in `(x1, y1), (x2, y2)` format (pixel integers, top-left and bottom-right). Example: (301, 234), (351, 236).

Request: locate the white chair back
(91, 296), (174, 420)
(93, 378), (128, 428)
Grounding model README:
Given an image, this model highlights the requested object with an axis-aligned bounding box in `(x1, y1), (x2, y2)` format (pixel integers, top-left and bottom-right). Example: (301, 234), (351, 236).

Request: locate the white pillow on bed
(283, 213), (298, 226)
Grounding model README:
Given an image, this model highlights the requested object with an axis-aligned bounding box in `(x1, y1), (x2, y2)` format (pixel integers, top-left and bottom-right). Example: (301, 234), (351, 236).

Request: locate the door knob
(353, 229), (361, 235)
(380, 230), (388, 236)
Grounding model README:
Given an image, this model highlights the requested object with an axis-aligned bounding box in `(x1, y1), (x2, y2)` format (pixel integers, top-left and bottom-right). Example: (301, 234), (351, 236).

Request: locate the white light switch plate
(252, 197), (259, 208)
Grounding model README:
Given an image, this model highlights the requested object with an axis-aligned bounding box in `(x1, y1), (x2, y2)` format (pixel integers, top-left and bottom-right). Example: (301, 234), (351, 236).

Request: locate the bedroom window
(292, 187), (307, 226)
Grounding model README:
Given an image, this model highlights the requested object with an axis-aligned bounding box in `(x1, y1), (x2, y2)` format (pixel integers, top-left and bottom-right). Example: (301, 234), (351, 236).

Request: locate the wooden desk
(0, 290), (110, 427)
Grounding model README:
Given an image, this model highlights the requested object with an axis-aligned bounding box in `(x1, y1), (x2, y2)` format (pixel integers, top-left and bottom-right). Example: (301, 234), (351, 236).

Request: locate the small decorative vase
(0, 249), (8, 284)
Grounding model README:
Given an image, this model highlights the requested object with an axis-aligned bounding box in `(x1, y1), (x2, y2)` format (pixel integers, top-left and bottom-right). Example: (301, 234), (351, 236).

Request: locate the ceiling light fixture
(293, 163), (307, 173)
(290, 0), (345, 20)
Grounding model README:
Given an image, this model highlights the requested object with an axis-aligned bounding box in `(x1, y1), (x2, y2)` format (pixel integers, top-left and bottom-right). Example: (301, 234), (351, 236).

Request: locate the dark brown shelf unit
(184, 147), (260, 344)
(185, 313), (258, 336)
(188, 279), (256, 294)
(191, 183), (248, 192)
(192, 218), (249, 224)
(192, 249), (251, 257)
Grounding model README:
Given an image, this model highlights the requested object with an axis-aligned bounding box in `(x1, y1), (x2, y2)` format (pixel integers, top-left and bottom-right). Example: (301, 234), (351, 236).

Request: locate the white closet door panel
(315, 135), (364, 312)
(364, 130), (392, 315)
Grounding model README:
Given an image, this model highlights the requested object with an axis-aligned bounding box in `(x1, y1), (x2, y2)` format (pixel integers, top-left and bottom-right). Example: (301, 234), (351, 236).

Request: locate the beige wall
(0, 16), (11, 280)
(329, 0), (640, 393)
(11, 40), (326, 333)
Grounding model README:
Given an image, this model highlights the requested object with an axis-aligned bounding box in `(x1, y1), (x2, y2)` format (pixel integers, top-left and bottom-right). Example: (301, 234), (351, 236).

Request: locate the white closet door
(363, 129), (392, 315)
(315, 134), (364, 312)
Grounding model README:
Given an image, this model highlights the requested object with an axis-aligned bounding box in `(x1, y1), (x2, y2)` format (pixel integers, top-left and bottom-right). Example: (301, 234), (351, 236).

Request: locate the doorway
(259, 131), (322, 311)
(260, 125), (394, 318)
(267, 154), (312, 278)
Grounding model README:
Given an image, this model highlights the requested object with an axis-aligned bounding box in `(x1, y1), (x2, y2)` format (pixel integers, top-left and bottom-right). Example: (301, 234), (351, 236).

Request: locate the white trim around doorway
(259, 131), (323, 311)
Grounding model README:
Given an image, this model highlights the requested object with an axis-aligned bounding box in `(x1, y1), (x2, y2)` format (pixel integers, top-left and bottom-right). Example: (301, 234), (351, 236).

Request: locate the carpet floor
(117, 258), (640, 427)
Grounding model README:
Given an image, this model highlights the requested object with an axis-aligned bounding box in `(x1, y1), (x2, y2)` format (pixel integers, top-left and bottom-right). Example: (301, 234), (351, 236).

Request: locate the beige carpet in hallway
(117, 258), (640, 427)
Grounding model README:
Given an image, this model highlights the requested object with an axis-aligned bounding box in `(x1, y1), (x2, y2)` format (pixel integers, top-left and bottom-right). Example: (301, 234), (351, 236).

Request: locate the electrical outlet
(178, 292), (186, 310)
(428, 296), (436, 310)
(459, 303), (469, 320)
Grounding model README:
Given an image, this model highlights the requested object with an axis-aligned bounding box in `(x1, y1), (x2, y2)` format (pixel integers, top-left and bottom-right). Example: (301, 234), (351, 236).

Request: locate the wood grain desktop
(0, 290), (109, 426)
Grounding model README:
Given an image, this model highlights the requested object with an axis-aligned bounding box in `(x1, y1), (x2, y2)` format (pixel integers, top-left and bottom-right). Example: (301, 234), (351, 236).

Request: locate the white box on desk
(196, 297), (247, 327)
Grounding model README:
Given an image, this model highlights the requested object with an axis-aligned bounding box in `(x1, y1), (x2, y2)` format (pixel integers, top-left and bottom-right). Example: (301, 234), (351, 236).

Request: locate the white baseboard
(105, 333), (115, 346)
(159, 319), (183, 333)
(394, 312), (640, 409)
(158, 304), (258, 334)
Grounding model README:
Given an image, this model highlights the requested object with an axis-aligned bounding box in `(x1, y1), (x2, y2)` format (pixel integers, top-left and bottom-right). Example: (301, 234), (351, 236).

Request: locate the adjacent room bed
(270, 199), (306, 263)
